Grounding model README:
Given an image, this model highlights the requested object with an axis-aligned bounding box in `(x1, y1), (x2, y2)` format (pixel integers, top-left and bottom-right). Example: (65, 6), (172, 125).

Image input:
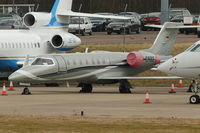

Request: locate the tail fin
(51, 0), (72, 14)
(144, 22), (183, 56)
(48, 0), (72, 26)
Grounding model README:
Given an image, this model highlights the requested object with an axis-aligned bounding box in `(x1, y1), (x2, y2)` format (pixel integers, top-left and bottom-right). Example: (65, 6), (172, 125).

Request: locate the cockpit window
(32, 58), (54, 65)
(190, 44), (200, 52)
(185, 44), (196, 51)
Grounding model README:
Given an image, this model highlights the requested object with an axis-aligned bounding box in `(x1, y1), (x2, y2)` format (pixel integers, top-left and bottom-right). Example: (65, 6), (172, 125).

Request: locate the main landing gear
(78, 83), (93, 93)
(22, 87), (31, 95)
(119, 80), (133, 93)
(189, 80), (200, 104)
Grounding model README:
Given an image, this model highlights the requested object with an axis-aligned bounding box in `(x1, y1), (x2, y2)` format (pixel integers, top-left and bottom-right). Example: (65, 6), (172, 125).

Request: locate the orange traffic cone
(144, 90), (151, 103)
(169, 83), (176, 93)
(8, 81), (14, 91)
(2, 83), (7, 96)
(178, 80), (184, 87)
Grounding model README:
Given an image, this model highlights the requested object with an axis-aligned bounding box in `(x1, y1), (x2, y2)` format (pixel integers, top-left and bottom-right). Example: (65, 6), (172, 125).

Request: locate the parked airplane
(158, 41), (200, 104)
(0, 0), (128, 78)
(9, 22), (185, 94)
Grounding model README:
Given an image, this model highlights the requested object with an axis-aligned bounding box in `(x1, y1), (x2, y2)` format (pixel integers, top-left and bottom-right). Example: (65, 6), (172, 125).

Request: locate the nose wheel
(189, 80), (200, 104)
(190, 95), (200, 104)
(22, 87), (31, 95)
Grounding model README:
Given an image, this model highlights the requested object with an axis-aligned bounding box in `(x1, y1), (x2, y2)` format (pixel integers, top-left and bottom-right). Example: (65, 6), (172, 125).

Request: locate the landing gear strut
(189, 80), (200, 104)
(187, 80), (196, 92)
(22, 87), (31, 95)
(78, 83), (93, 93)
(119, 80), (133, 93)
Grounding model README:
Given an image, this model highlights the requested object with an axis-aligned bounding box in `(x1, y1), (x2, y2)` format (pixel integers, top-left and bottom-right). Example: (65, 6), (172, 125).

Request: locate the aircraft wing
(146, 23), (200, 29)
(57, 11), (130, 19)
(99, 76), (182, 80)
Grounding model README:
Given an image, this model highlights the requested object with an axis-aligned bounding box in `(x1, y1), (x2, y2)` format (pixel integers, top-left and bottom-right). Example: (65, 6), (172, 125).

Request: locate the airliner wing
(99, 76), (182, 80)
(57, 11), (130, 19)
(146, 24), (200, 29)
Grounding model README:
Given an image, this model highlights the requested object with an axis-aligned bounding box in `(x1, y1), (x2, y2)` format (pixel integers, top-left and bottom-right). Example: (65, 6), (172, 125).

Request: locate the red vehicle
(141, 12), (161, 31)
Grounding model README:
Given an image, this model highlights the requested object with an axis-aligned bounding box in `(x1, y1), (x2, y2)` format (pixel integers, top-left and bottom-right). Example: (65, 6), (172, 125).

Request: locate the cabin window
(92, 59), (96, 65)
(97, 59), (101, 65)
(190, 44), (200, 52)
(80, 60), (83, 65)
(38, 43), (40, 48)
(73, 60), (77, 65)
(31, 43), (33, 48)
(67, 60), (70, 65)
(86, 59), (89, 65)
(19, 43), (22, 48)
(8, 43), (11, 48)
(5, 43), (8, 48)
(103, 58), (106, 64)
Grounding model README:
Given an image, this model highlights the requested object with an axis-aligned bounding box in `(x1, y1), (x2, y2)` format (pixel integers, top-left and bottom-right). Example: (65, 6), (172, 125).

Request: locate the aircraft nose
(9, 71), (25, 82)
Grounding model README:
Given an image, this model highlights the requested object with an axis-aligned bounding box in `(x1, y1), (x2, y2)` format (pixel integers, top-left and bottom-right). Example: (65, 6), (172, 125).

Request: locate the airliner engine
(127, 52), (160, 68)
(50, 33), (81, 51)
(23, 12), (51, 28)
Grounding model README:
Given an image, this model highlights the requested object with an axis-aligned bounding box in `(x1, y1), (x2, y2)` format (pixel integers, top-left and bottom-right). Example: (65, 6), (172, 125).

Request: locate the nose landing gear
(189, 80), (200, 104)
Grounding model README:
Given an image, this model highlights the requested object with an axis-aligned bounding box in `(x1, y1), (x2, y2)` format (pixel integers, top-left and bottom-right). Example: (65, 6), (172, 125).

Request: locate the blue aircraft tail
(47, 0), (72, 26)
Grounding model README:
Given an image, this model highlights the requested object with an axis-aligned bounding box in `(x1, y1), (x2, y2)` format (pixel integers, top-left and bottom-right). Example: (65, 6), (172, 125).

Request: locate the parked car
(170, 15), (184, 22)
(119, 12), (141, 20)
(69, 17), (92, 36)
(0, 18), (25, 29)
(106, 18), (141, 35)
(171, 15), (199, 34)
(90, 17), (107, 32)
(196, 16), (200, 37)
(169, 8), (191, 20)
(183, 15), (199, 35)
(141, 12), (161, 31)
(140, 13), (148, 20)
(0, 13), (27, 30)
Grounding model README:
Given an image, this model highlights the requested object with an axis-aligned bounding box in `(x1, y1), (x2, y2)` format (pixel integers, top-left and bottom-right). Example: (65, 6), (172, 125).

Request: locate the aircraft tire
(119, 86), (131, 94)
(22, 88), (31, 95)
(189, 95), (200, 104)
(80, 84), (93, 93)
(81, 30), (85, 36)
(136, 27), (141, 34)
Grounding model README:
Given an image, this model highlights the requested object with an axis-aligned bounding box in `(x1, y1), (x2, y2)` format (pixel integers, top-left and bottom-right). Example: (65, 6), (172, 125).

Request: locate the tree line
(0, 0), (200, 14)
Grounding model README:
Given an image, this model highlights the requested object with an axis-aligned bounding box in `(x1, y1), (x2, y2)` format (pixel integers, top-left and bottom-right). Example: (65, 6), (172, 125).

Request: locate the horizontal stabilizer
(100, 76), (182, 80)
(57, 11), (130, 19)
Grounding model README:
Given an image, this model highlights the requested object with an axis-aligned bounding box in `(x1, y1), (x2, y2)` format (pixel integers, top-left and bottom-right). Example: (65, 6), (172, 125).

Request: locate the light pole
(161, 0), (169, 24)
(123, 4), (128, 51)
(78, 4), (82, 35)
(123, 4), (128, 52)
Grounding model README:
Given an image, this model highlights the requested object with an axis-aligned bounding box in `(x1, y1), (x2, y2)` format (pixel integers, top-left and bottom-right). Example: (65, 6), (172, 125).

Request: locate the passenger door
(53, 55), (67, 72)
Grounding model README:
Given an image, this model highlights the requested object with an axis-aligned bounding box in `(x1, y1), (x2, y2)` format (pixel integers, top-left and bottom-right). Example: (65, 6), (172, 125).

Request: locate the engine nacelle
(23, 12), (51, 28)
(127, 52), (160, 68)
(50, 33), (81, 51)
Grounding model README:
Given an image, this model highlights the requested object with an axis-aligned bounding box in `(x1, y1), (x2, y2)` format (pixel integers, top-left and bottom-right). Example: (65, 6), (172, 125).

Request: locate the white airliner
(0, 0), (128, 78)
